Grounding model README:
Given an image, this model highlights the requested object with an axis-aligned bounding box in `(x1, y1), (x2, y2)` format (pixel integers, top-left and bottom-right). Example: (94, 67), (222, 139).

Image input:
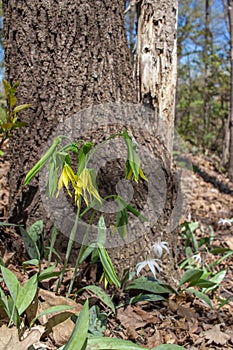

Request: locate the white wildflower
(218, 218), (232, 226)
(192, 253), (201, 265)
(152, 236), (170, 258)
(136, 258), (161, 279)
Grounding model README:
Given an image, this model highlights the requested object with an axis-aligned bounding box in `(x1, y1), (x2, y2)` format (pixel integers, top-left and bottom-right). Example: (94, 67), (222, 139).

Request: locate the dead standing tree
(134, 0), (178, 154)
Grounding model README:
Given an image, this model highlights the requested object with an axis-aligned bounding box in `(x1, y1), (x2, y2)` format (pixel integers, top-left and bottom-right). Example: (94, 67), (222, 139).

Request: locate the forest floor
(0, 143), (233, 350)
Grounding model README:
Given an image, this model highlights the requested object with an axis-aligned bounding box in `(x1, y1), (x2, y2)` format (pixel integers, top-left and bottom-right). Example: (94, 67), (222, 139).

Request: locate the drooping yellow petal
(56, 164), (75, 198)
(126, 168), (133, 180)
(74, 185), (82, 206)
(65, 164), (78, 186)
(78, 168), (101, 206)
(63, 166), (70, 191)
(139, 167), (148, 181)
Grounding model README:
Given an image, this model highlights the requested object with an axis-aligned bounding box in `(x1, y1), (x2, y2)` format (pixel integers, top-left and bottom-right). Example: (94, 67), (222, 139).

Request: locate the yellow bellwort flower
(57, 163), (78, 198)
(57, 165), (101, 208)
(77, 168), (101, 206)
(126, 167), (148, 183)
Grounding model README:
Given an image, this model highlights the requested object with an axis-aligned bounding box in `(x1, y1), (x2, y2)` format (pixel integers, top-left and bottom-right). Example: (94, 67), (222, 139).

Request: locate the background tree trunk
(228, 0), (233, 180)
(203, 0), (211, 128)
(135, 0), (178, 153)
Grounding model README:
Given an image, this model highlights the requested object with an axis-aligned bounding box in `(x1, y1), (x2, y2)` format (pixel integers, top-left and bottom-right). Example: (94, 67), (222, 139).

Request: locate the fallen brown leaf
(0, 325), (44, 350)
(204, 324), (230, 345)
(225, 235), (233, 250)
(146, 328), (163, 349)
(177, 304), (198, 322)
(117, 305), (158, 330)
(36, 288), (82, 346)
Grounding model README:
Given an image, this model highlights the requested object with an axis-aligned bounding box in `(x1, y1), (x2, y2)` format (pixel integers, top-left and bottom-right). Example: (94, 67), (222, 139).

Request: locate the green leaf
(126, 276), (171, 294)
(179, 269), (203, 287)
(20, 226), (40, 260)
(7, 296), (20, 328)
(11, 81), (20, 94)
(86, 336), (148, 349)
(30, 304), (76, 327)
(47, 225), (59, 265)
(211, 250), (233, 266)
(0, 222), (19, 227)
(81, 285), (115, 313)
(28, 220), (43, 243)
(78, 242), (96, 264)
(24, 136), (62, 185)
(203, 270), (226, 293)
(129, 293), (166, 304)
(97, 243), (120, 288)
(11, 121), (29, 129)
(64, 300), (89, 350)
(13, 104), (31, 114)
(78, 142), (93, 175)
(1, 266), (20, 302)
(151, 345), (187, 350)
(186, 288), (212, 308)
(89, 305), (107, 336)
(16, 274), (38, 315)
(47, 159), (58, 197)
(189, 279), (217, 288)
(22, 259), (39, 268)
(38, 271), (61, 282)
(38, 263), (61, 282)
(3, 80), (11, 96)
(186, 221), (199, 233)
(97, 215), (106, 245)
(210, 247), (232, 254)
(9, 94), (17, 108)
(122, 129), (140, 182)
(126, 203), (147, 222)
(0, 286), (9, 311)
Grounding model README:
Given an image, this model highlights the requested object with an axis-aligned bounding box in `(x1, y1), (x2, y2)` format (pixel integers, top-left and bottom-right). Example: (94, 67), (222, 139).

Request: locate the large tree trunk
(3, 0), (136, 225)
(3, 0), (179, 280)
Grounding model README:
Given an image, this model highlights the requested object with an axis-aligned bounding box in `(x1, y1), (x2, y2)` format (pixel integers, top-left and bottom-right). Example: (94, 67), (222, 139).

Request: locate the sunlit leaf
(81, 285), (115, 313)
(1, 266), (20, 302)
(186, 288), (212, 308)
(189, 278), (216, 288)
(179, 269), (203, 287)
(129, 293), (166, 304)
(63, 300), (89, 350)
(86, 336), (149, 349)
(97, 215), (107, 245)
(203, 270), (226, 293)
(97, 243), (120, 288)
(126, 276), (171, 294)
(13, 103), (31, 114)
(16, 274), (38, 315)
(30, 304), (76, 327)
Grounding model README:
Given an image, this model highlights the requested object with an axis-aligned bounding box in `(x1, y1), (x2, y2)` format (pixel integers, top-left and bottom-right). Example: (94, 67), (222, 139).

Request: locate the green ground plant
(1, 130), (232, 349)
(24, 129), (147, 293)
(179, 219), (233, 308)
(0, 80), (30, 155)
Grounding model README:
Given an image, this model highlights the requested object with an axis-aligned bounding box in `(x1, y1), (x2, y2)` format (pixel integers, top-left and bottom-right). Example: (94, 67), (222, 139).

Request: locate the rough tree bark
(135, 0), (178, 153)
(3, 0), (179, 279)
(3, 0), (136, 225)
